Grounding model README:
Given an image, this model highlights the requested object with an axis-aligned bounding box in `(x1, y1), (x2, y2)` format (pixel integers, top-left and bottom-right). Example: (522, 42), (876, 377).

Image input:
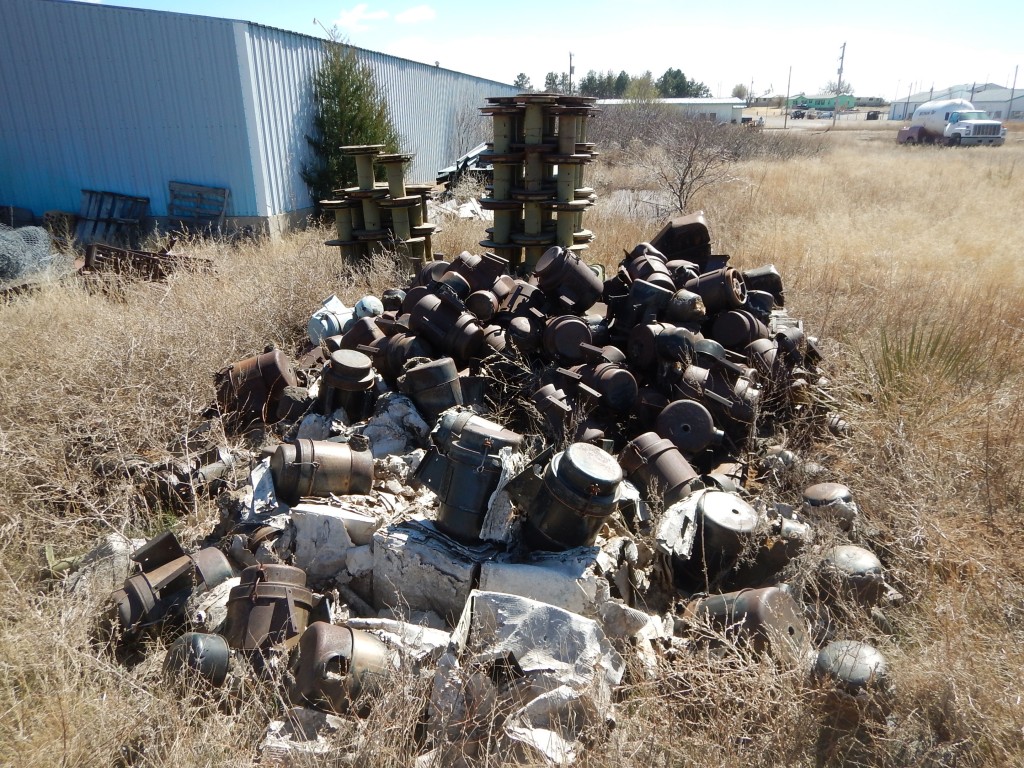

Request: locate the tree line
(513, 67), (712, 99)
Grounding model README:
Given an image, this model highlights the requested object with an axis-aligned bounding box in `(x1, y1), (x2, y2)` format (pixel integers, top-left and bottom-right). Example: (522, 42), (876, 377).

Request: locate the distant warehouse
(597, 98), (746, 124)
(0, 0), (516, 233)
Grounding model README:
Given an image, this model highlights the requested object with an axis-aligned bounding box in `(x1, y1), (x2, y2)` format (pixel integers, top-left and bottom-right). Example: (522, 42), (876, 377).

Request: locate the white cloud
(395, 5), (436, 24)
(335, 3), (390, 32)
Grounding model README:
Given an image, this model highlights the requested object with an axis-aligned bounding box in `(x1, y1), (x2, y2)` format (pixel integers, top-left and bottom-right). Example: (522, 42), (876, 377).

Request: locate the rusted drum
(619, 432), (698, 506)
(534, 246), (603, 313)
(318, 349), (376, 418)
(523, 442), (623, 551)
(269, 439), (374, 505)
(224, 564), (313, 651)
(399, 357), (464, 421)
(684, 267), (747, 313)
(683, 586), (809, 665)
(656, 399), (721, 454)
(291, 622), (393, 714)
(217, 349), (297, 424)
(543, 315), (593, 363)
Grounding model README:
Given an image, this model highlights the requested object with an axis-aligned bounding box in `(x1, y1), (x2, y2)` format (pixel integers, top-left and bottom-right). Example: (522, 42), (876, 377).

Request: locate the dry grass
(2, 134), (1024, 766)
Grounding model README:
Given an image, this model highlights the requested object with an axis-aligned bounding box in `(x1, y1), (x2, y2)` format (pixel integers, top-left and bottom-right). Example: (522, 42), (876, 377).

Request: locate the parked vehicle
(791, 109), (806, 119)
(896, 98), (1005, 146)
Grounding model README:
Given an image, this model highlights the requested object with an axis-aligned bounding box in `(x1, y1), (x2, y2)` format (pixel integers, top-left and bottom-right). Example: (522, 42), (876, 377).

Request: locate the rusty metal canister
(370, 332), (433, 383)
(466, 290), (499, 322)
(619, 432), (698, 506)
(803, 483), (858, 529)
(217, 349), (297, 424)
(408, 293), (485, 362)
(648, 212), (712, 267)
(683, 586), (809, 665)
(655, 399), (722, 454)
(817, 545), (886, 607)
(814, 640), (892, 724)
(269, 439), (374, 505)
(291, 622), (393, 714)
(628, 321), (676, 371)
(742, 264), (785, 307)
(534, 246), (603, 313)
(163, 632), (233, 688)
(224, 564), (313, 651)
(665, 288), (707, 324)
(710, 310), (770, 350)
(318, 349), (376, 419)
(523, 442), (624, 551)
(339, 316), (385, 351)
(684, 268), (747, 314)
(625, 252), (675, 292)
(571, 361), (638, 412)
(543, 315), (593, 363)
(432, 409), (523, 454)
(427, 422), (517, 541)
(670, 490), (760, 584)
(399, 356), (464, 421)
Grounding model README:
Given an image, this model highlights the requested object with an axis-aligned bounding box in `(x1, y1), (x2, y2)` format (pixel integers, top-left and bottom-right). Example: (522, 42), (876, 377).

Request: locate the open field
(2, 133), (1023, 766)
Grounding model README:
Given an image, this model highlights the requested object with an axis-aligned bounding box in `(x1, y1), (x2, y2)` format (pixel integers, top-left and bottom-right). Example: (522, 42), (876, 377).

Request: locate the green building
(788, 93), (856, 110)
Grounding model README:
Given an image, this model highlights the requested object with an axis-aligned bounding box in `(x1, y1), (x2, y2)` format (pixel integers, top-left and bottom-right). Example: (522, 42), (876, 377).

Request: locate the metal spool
(523, 442), (623, 551)
(269, 439), (374, 505)
(224, 564), (313, 652)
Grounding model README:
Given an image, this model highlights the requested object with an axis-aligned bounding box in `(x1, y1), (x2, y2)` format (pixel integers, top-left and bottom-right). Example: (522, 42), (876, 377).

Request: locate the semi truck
(897, 98), (1006, 146)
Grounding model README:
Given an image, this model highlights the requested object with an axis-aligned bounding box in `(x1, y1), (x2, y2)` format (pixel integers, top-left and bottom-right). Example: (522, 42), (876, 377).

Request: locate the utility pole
(568, 52), (574, 94)
(832, 42), (845, 128)
(784, 65), (792, 129)
(1009, 65), (1018, 121)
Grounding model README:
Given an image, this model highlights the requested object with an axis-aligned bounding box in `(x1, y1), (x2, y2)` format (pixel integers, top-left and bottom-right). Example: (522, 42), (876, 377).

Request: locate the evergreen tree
(512, 72), (533, 91)
(302, 41), (400, 209)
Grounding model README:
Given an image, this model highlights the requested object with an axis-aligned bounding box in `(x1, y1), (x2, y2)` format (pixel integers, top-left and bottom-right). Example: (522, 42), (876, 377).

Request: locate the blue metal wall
(0, 0), (258, 217)
(0, 0), (518, 222)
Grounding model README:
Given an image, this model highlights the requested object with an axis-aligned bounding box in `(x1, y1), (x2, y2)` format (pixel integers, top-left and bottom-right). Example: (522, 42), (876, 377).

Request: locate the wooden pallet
(75, 189), (150, 245)
(167, 181), (230, 233)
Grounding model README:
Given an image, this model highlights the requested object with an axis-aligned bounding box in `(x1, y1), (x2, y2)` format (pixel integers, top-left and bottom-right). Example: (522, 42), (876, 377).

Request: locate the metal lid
(543, 315), (592, 361)
(656, 399), (717, 453)
(535, 245), (567, 279)
(698, 490), (759, 535)
(821, 545), (882, 578)
(555, 442), (623, 497)
(330, 349), (374, 378)
(163, 632), (231, 687)
(804, 482), (854, 506)
(815, 640), (888, 692)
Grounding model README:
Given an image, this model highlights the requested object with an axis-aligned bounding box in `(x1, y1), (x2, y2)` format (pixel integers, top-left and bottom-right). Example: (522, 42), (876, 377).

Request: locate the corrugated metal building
(596, 98), (746, 124)
(887, 83), (1004, 121)
(0, 0), (517, 232)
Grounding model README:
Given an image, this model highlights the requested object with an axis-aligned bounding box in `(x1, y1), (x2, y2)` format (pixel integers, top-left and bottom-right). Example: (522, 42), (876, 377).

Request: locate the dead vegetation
(2, 134), (1024, 766)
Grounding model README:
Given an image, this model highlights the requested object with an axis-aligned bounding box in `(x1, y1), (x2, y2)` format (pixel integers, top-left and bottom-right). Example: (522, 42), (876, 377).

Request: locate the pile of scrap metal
(435, 142), (492, 194)
(76, 237), (210, 282)
(82, 212), (898, 765)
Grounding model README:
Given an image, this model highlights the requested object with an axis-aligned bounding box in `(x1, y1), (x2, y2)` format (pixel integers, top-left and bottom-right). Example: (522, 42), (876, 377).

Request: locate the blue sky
(77, 0), (1021, 99)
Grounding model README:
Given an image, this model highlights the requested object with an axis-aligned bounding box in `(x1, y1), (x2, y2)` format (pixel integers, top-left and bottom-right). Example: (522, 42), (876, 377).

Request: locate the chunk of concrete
(287, 502), (384, 582)
(187, 576), (240, 634)
(347, 617), (452, 668)
(372, 521), (497, 626)
(64, 532), (143, 601)
(359, 392), (431, 458)
(478, 548), (610, 618)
